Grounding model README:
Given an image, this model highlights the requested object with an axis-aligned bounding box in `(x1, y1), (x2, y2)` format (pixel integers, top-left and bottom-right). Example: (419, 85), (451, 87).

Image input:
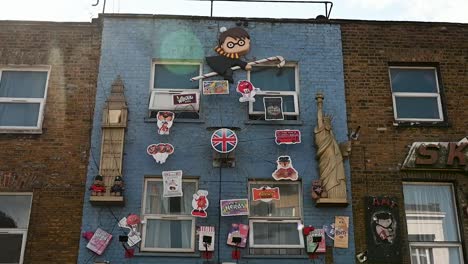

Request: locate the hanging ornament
(272, 156), (299, 181)
(211, 128), (238, 154)
(156, 111), (174, 135)
(147, 143), (174, 164)
(191, 190), (209, 218)
(237, 80), (260, 102)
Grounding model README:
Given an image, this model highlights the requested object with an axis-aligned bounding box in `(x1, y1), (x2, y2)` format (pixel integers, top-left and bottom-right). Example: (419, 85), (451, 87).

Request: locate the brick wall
(0, 21), (101, 263)
(340, 21), (468, 263)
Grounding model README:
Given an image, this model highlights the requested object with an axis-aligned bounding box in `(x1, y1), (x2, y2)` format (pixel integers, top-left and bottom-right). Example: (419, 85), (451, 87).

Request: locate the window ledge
(135, 252), (200, 258)
(392, 121), (450, 128)
(245, 120), (303, 126)
(144, 117), (205, 124)
(244, 254), (307, 259)
(0, 128), (43, 134)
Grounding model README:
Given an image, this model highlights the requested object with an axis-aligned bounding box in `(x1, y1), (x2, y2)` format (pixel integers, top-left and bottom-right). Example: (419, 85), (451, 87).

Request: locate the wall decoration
(162, 170), (183, 197)
(156, 111), (174, 135)
(237, 80), (259, 102)
(272, 156), (299, 181)
(173, 93), (197, 105)
(356, 250), (368, 263)
(147, 143), (174, 164)
(211, 128), (238, 154)
(314, 93), (347, 205)
(275, 129), (301, 145)
(198, 226), (215, 251)
(402, 141), (468, 171)
(366, 196), (401, 263)
(334, 216), (349, 248)
(220, 199), (249, 216)
(110, 176), (124, 196)
(252, 186), (280, 202)
(311, 180), (328, 200)
(306, 228), (326, 253)
(323, 223), (335, 240)
(192, 190), (209, 218)
(86, 228), (112, 255)
(89, 175), (106, 196)
(263, 97), (284, 120)
(227, 223), (249, 248)
(118, 214), (142, 247)
(203, 80), (230, 95)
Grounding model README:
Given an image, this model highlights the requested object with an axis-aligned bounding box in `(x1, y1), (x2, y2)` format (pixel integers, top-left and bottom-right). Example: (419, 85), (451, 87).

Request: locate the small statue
(89, 175), (106, 196)
(110, 176), (124, 196)
(311, 180), (328, 200)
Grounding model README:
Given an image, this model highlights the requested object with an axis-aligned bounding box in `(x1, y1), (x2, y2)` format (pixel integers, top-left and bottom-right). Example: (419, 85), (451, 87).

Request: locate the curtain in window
(145, 181), (195, 215)
(0, 103), (40, 127)
(145, 219), (192, 249)
(253, 222), (300, 246)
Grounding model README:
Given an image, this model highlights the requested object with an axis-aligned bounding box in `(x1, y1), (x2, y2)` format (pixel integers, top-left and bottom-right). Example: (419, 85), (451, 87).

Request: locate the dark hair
(374, 212), (392, 220)
(218, 27), (250, 45)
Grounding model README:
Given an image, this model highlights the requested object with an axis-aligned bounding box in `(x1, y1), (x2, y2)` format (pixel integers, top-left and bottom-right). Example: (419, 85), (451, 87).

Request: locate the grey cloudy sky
(1, 0), (467, 23)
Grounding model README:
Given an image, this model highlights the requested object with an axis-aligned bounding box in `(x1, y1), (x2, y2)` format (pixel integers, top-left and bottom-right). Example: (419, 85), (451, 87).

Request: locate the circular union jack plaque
(211, 128), (238, 154)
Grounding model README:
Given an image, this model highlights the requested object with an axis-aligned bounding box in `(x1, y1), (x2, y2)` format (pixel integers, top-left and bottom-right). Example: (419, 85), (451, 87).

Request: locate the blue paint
(78, 16), (355, 264)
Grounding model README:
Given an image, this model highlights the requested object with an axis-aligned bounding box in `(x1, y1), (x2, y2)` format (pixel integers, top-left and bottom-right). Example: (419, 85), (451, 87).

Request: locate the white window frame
(140, 178), (198, 253)
(0, 66), (51, 133)
(0, 192), (33, 264)
(247, 63), (300, 116)
(403, 182), (464, 264)
(389, 66), (443, 122)
(248, 181), (304, 249)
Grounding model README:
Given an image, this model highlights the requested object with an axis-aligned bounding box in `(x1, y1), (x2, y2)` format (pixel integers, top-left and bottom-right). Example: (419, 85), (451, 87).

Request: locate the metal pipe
(91, 0), (107, 14)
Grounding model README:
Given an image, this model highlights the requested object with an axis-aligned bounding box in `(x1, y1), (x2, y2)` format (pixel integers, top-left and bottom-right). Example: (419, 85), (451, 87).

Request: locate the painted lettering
(447, 142), (467, 166)
(415, 144), (439, 165)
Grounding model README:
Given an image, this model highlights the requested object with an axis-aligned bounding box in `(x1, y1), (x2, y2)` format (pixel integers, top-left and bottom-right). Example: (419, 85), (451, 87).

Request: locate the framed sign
(275, 129), (301, 145)
(203, 80), (229, 95)
(173, 93), (197, 105)
(220, 199), (249, 216)
(227, 223), (249, 248)
(86, 228), (112, 255)
(252, 186), (280, 202)
(334, 216), (349, 248)
(263, 97), (284, 120)
(162, 170), (183, 197)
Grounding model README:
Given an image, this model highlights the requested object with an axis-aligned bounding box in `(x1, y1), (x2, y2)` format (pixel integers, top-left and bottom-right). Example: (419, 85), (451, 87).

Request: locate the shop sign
(252, 186), (280, 202)
(220, 199), (249, 216)
(173, 93), (197, 105)
(275, 129), (301, 145)
(402, 141), (468, 171)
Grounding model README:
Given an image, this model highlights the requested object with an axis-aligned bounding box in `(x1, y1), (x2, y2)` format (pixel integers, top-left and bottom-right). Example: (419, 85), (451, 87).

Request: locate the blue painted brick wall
(78, 16), (355, 264)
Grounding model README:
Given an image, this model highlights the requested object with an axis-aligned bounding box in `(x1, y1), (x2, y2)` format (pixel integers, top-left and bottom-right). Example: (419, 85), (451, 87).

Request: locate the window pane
(404, 184), (459, 242)
(252, 222), (301, 246)
(144, 219), (192, 249)
(395, 97), (440, 119)
(0, 103), (40, 127)
(390, 68), (438, 93)
(0, 233), (23, 263)
(0, 195), (32, 229)
(253, 95), (295, 113)
(0, 71), (48, 98)
(410, 246), (461, 264)
(144, 181), (196, 215)
(154, 64), (199, 89)
(250, 67), (296, 91)
(250, 183), (300, 218)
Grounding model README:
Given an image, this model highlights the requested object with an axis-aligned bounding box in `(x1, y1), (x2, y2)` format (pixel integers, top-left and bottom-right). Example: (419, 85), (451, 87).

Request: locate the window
(148, 62), (202, 119)
(0, 193), (33, 264)
(141, 178), (197, 252)
(0, 67), (50, 132)
(403, 183), (463, 264)
(389, 66), (444, 122)
(247, 64), (299, 120)
(248, 181), (304, 254)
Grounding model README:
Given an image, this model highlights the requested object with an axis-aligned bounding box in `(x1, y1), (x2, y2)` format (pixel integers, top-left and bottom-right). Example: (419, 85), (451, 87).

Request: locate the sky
(0, 0), (467, 23)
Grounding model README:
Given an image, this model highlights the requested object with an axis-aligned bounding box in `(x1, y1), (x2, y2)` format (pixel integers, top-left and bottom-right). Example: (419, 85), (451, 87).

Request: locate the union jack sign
(211, 128), (238, 153)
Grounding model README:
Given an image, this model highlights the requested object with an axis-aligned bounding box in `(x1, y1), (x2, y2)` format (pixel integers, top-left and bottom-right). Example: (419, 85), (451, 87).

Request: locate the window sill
(135, 252), (200, 258)
(0, 128), (43, 134)
(144, 117), (205, 124)
(244, 254), (307, 259)
(392, 121), (450, 128)
(245, 119), (303, 126)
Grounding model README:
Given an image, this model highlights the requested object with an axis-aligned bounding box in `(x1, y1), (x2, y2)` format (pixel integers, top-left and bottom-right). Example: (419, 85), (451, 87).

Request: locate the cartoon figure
(372, 212), (396, 244)
(311, 180), (328, 200)
(118, 214), (142, 247)
(110, 176), (124, 196)
(147, 143), (175, 164)
(89, 175), (106, 196)
(192, 190), (209, 218)
(157, 111), (174, 135)
(272, 156), (299, 181)
(205, 27), (252, 83)
(237, 80), (260, 102)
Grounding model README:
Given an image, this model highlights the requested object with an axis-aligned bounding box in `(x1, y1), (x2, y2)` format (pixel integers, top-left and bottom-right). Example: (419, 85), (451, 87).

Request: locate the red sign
(252, 187), (280, 202)
(275, 130), (301, 145)
(173, 93), (197, 105)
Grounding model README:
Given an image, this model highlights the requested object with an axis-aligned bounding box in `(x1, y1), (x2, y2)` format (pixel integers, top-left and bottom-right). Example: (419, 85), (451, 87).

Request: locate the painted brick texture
(0, 21), (101, 263)
(340, 21), (468, 264)
(79, 16), (355, 264)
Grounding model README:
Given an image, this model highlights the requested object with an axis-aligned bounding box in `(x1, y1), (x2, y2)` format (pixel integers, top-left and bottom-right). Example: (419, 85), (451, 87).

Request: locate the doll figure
(110, 176), (124, 196)
(272, 156), (299, 181)
(237, 80), (260, 102)
(191, 190), (209, 218)
(89, 175), (106, 196)
(157, 111), (174, 135)
(311, 180), (328, 200)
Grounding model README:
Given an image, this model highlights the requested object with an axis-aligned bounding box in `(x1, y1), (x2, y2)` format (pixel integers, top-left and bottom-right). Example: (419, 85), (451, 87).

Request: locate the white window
(0, 193), (33, 264)
(389, 67), (444, 122)
(403, 183), (464, 264)
(148, 62), (202, 119)
(141, 178), (197, 252)
(247, 64), (299, 120)
(248, 181), (304, 249)
(0, 67), (50, 132)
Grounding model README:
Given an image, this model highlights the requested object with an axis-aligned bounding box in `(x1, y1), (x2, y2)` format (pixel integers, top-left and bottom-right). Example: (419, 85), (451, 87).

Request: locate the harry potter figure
(206, 27), (252, 83)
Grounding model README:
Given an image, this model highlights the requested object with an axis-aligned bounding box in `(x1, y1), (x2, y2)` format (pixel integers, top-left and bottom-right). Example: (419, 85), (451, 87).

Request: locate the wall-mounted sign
(252, 186), (280, 202)
(264, 97), (284, 120)
(156, 111), (174, 135)
(220, 199), (249, 216)
(198, 226), (215, 251)
(203, 80), (229, 95)
(192, 190), (209, 218)
(227, 223), (249, 248)
(147, 143), (174, 164)
(272, 156), (299, 181)
(402, 141), (468, 171)
(306, 229), (326, 253)
(162, 170), (183, 197)
(237, 80), (259, 102)
(211, 128), (238, 154)
(86, 228), (112, 255)
(173, 93), (197, 105)
(275, 129), (301, 145)
(334, 216), (349, 248)
(366, 196), (401, 263)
